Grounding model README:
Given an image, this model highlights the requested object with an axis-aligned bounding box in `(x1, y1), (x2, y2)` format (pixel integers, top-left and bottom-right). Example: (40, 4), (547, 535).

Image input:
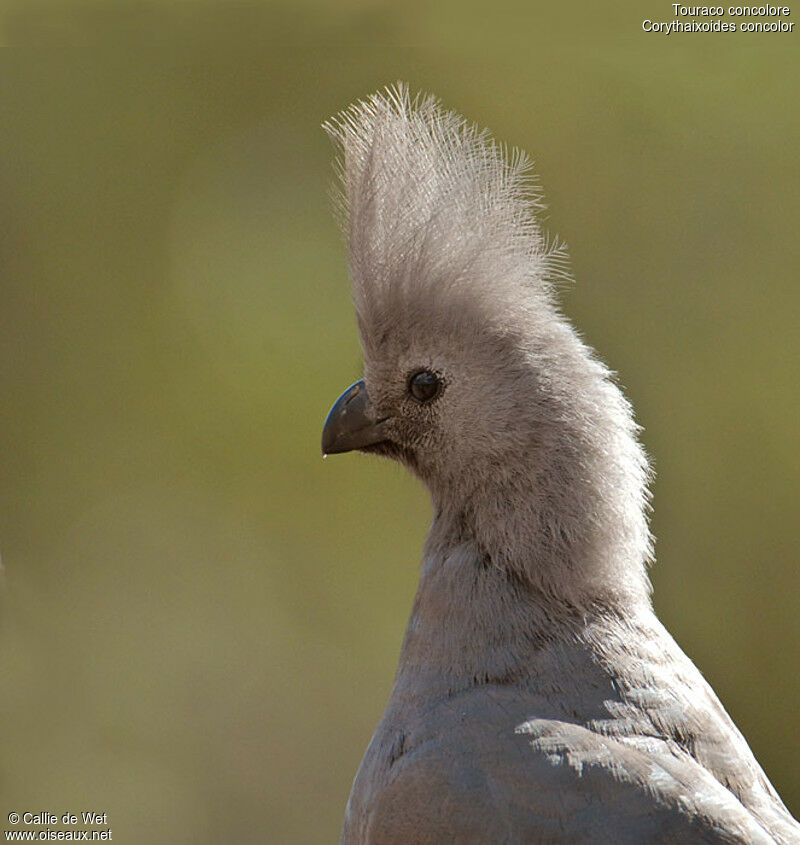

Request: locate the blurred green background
(0, 2), (797, 841)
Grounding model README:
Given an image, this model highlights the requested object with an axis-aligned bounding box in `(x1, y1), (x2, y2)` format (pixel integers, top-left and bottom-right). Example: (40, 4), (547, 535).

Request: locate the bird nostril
(345, 383), (361, 404)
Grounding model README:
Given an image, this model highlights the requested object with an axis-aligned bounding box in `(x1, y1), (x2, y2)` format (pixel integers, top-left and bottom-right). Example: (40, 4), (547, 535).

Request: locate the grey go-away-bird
(320, 86), (799, 844)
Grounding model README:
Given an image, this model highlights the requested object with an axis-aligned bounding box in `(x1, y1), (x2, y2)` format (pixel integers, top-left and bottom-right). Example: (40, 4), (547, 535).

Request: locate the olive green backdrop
(1, 2), (797, 842)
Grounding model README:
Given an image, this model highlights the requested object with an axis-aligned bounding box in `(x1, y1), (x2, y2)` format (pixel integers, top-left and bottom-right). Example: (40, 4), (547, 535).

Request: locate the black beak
(321, 379), (390, 456)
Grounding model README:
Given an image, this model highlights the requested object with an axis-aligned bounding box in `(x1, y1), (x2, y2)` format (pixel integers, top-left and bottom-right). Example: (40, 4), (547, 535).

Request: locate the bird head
(322, 86), (652, 606)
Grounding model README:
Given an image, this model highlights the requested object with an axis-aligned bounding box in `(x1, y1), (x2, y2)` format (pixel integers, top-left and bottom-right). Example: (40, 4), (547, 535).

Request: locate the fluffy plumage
(322, 85), (799, 844)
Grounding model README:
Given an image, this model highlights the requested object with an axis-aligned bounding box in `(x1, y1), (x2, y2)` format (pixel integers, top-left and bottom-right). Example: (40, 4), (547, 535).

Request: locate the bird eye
(408, 370), (441, 403)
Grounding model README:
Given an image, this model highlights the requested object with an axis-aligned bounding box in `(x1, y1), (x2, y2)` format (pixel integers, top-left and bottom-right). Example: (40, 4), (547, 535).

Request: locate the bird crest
(323, 84), (569, 353)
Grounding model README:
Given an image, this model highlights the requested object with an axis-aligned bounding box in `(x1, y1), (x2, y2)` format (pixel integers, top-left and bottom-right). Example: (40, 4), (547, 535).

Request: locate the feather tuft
(323, 84), (569, 334)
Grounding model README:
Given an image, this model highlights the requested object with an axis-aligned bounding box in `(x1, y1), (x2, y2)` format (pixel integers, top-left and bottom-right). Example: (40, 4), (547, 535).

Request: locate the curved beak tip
(321, 379), (389, 456)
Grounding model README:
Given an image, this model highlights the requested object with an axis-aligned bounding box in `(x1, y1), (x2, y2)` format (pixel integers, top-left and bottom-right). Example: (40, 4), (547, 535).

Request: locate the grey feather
(322, 84), (799, 844)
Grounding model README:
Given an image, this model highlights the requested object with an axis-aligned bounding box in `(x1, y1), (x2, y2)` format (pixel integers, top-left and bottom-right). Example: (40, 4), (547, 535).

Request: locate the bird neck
(392, 532), (631, 702)
(391, 407), (654, 697)
(427, 455), (652, 612)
